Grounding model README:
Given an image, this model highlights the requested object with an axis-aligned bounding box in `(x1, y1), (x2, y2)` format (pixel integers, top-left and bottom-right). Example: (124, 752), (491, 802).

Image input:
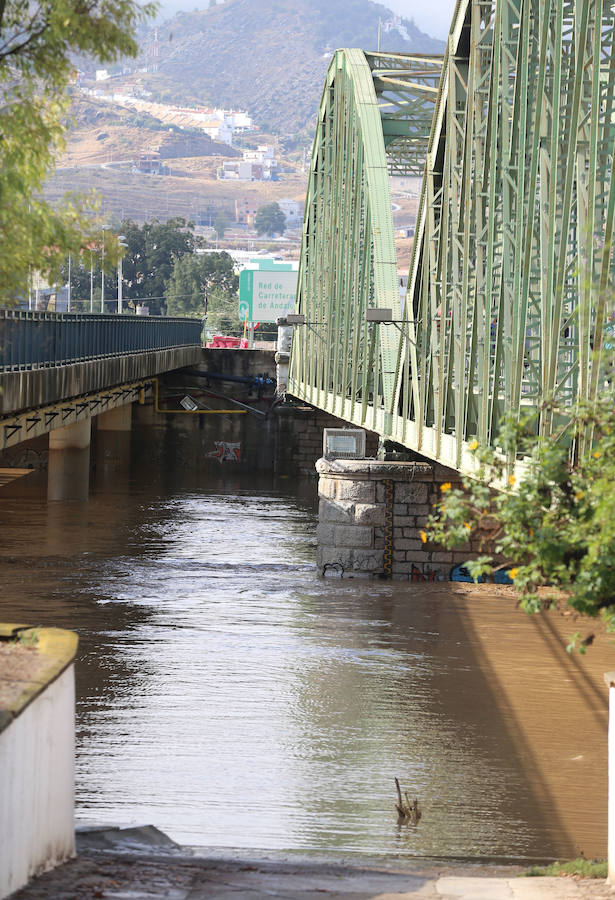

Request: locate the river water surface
(0, 454), (611, 864)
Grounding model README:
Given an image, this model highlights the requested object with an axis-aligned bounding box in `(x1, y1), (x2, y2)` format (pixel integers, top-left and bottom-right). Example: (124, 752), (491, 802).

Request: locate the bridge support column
(47, 419), (91, 502)
(316, 458), (464, 580)
(97, 404), (132, 432)
(95, 403), (132, 480)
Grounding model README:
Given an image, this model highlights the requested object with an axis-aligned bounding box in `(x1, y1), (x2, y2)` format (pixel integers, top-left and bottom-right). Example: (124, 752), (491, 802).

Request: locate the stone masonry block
(375, 483), (386, 503)
(452, 551), (475, 564)
(394, 516), (415, 527)
(352, 550), (384, 572)
(430, 551), (454, 562)
(395, 539), (423, 551)
(336, 480), (376, 503)
(393, 550), (406, 562)
(393, 503), (408, 516)
(320, 499), (356, 524)
(316, 523), (336, 545)
(392, 561), (413, 574)
(317, 547), (354, 570)
(402, 527), (418, 538)
(354, 503), (385, 526)
(335, 524), (373, 548)
(395, 483), (429, 505)
(318, 478), (337, 500)
(405, 552), (433, 563)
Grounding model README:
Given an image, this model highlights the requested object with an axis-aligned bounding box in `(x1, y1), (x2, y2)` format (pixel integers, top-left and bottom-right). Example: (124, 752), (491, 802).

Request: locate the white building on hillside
(277, 198), (303, 227)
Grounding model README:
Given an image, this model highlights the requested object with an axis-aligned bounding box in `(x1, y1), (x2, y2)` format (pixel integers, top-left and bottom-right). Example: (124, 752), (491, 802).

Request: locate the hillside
(61, 96), (239, 167)
(129, 0), (444, 135)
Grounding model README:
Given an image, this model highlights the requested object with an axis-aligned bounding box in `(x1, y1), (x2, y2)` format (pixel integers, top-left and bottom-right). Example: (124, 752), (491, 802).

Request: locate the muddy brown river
(0, 453), (610, 863)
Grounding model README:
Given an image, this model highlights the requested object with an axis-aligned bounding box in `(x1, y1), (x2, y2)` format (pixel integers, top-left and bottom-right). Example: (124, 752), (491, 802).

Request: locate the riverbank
(7, 827), (613, 899)
(11, 848), (615, 899)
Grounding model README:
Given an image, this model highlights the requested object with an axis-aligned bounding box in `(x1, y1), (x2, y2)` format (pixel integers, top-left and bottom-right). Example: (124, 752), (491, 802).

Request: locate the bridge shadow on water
(355, 585), (609, 861)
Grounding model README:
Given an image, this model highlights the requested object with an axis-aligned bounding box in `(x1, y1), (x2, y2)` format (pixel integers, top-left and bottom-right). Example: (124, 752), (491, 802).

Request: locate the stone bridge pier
(316, 458), (468, 581)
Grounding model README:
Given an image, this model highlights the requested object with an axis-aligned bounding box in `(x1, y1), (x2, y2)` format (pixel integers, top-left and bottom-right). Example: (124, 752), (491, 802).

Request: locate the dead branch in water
(395, 777), (422, 825)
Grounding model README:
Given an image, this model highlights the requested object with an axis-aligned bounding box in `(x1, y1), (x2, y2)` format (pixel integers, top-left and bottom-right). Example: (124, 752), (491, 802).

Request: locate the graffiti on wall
(207, 441), (242, 463)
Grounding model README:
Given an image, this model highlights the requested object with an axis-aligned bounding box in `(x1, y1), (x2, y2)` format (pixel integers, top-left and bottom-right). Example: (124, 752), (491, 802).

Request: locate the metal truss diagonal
(289, 3), (615, 477)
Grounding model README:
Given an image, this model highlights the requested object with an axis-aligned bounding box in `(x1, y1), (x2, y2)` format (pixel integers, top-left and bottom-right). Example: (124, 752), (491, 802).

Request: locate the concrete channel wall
(0, 626), (78, 899)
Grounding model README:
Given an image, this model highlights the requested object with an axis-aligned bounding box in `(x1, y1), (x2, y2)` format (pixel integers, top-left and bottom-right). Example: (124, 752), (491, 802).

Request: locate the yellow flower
(463, 522), (471, 530)
(419, 530), (428, 544)
(508, 474), (515, 486)
(529, 529), (534, 537)
(509, 567), (519, 580)
(441, 482), (452, 492)
(469, 440), (479, 451)
(593, 451), (601, 459)
(575, 491), (584, 500)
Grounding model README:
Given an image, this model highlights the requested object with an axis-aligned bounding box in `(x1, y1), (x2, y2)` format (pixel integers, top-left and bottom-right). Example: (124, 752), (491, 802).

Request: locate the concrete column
(48, 419), (91, 451)
(316, 458), (463, 580)
(48, 418), (91, 502)
(95, 403), (132, 482)
(605, 671), (615, 883)
(97, 403), (132, 432)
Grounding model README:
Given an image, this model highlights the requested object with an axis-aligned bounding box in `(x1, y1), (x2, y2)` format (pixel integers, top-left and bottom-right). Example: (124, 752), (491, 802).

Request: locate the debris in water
(395, 777), (422, 825)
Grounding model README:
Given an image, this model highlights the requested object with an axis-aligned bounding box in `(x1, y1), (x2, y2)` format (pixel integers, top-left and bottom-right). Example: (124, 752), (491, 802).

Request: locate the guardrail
(0, 309), (203, 372)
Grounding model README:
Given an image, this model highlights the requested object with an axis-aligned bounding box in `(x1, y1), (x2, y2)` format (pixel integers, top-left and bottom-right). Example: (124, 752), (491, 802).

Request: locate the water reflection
(0, 462), (609, 862)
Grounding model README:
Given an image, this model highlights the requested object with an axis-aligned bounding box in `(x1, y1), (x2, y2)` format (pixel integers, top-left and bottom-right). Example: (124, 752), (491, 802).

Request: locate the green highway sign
(239, 269), (297, 323)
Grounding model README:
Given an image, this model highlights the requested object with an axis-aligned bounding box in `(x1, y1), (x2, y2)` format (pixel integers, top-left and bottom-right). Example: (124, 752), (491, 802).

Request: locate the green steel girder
(289, 2), (615, 477)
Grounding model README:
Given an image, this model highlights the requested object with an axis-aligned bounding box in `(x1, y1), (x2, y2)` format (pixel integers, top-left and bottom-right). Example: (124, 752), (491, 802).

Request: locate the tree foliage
(120, 217), (198, 310)
(0, 0), (155, 299)
(165, 251), (238, 323)
(254, 202), (286, 237)
(61, 218), (200, 313)
(425, 393), (615, 647)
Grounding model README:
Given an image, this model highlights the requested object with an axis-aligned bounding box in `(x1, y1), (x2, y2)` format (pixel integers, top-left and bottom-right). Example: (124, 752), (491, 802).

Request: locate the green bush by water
(524, 858), (607, 878)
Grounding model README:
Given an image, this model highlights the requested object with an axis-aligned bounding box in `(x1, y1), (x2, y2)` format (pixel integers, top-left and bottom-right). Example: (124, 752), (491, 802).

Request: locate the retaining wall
(0, 625), (78, 899)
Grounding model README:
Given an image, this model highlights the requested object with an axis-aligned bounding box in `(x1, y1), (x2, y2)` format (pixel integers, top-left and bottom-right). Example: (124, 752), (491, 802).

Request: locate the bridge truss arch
(288, 2), (615, 475)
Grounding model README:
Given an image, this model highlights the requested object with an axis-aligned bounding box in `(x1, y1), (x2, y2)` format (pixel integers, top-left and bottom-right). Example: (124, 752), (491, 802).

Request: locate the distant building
(134, 152), (166, 175)
(277, 198), (303, 227)
(235, 198), (259, 225)
(219, 145), (278, 181)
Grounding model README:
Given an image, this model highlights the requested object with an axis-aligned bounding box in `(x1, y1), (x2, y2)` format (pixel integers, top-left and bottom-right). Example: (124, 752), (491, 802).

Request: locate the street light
(117, 235), (127, 314)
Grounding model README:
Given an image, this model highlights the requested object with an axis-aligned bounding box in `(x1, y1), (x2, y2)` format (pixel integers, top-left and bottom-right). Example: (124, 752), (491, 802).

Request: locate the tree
(165, 251), (238, 320)
(0, 0), (155, 299)
(119, 217), (199, 313)
(213, 210), (231, 239)
(425, 393), (615, 650)
(254, 202), (286, 237)
(58, 218), (200, 313)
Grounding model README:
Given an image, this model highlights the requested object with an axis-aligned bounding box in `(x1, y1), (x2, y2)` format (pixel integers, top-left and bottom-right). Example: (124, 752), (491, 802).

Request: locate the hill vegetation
(131, 0), (444, 135)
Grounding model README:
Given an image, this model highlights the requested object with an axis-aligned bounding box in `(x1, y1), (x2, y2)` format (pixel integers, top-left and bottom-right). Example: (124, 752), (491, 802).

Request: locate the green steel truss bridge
(288, 0), (615, 476)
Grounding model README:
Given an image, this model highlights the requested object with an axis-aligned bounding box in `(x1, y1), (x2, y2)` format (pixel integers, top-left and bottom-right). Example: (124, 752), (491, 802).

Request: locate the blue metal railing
(0, 309), (203, 372)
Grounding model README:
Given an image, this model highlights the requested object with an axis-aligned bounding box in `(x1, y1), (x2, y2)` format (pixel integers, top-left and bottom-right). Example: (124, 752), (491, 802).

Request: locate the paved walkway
(11, 828), (615, 900)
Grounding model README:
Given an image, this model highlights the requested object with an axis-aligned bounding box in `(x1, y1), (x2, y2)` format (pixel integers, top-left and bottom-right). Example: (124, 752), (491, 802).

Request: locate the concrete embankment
(10, 832), (614, 900)
(0, 624), (78, 899)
